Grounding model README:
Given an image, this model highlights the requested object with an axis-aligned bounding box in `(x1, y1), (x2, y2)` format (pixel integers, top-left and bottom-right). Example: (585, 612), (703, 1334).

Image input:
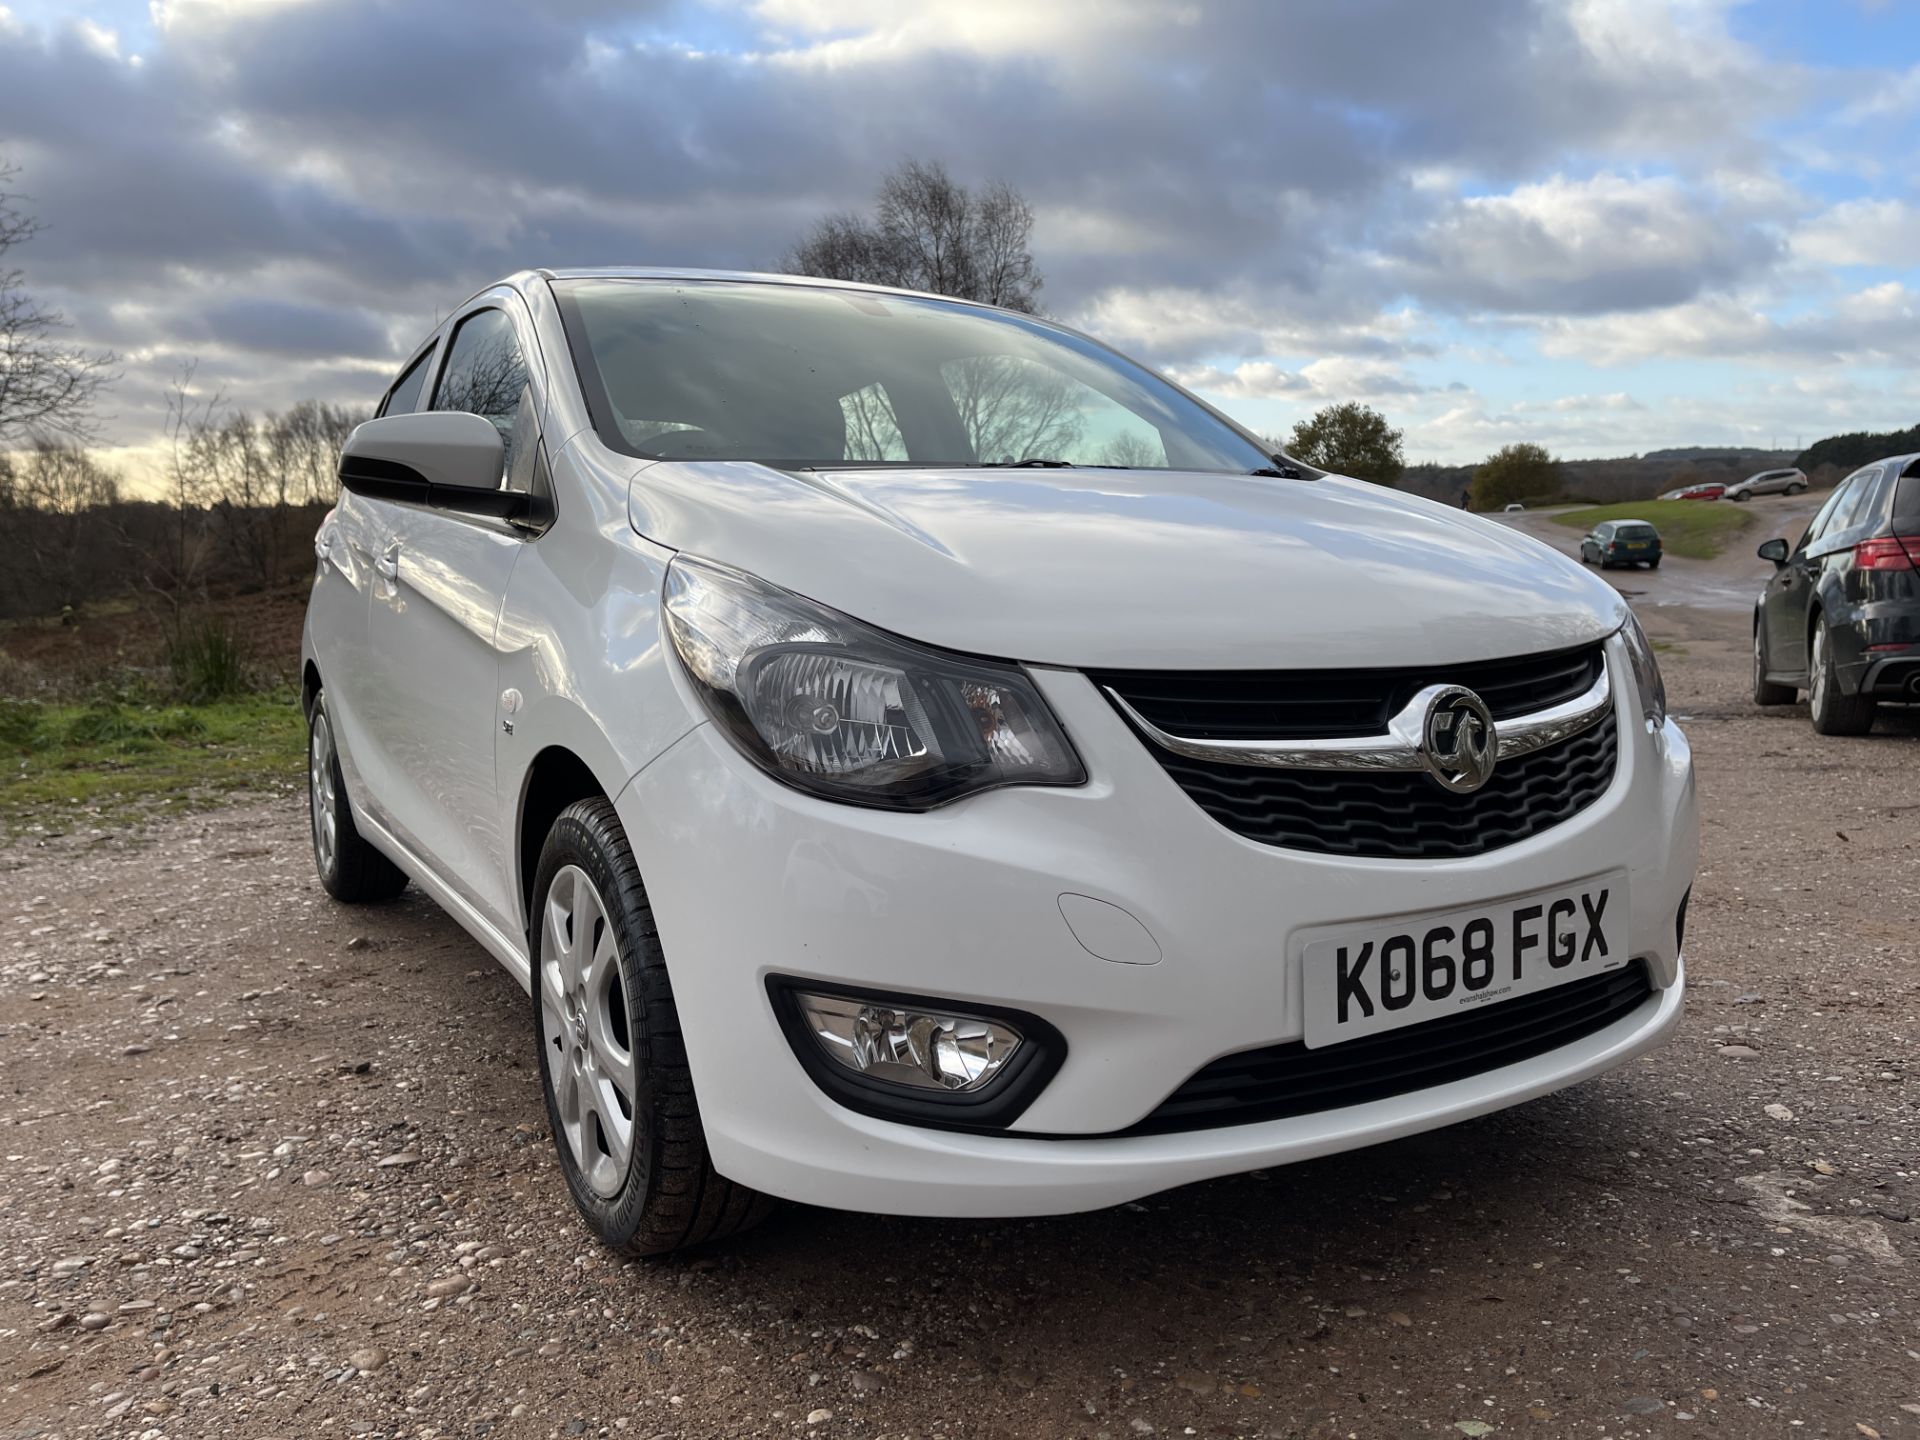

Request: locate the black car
(1753, 454), (1920, 734)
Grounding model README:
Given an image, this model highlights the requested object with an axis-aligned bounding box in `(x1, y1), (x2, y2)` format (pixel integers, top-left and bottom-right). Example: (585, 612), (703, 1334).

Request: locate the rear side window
(1803, 475), (1860, 549)
(379, 348), (434, 417)
(434, 308), (532, 477)
(1829, 467), (1883, 535)
(1896, 469), (1920, 521)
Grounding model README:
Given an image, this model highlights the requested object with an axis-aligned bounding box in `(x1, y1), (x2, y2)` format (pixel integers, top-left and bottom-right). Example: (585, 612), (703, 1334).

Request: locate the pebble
(1763, 1103), (1794, 1120)
(806, 1409), (833, 1426)
(1717, 1044), (1760, 1059)
(349, 1347), (388, 1373)
(80, 1312), (110, 1331)
(1623, 1397), (1664, 1415)
(303, 1169), (332, 1187)
(425, 1275), (473, 1297)
(377, 1152), (420, 1168)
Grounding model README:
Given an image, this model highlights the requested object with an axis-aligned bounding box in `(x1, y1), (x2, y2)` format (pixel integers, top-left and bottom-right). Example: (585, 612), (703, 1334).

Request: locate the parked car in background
(1659, 483), (1726, 502)
(1580, 519), (1664, 569)
(1503, 502), (1526, 512)
(302, 267), (1697, 1256)
(1725, 467), (1807, 501)
(1753, 454), (1920, 734)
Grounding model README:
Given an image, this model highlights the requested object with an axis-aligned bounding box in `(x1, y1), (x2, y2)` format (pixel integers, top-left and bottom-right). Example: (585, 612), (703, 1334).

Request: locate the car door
(1585, 522), (1609, 562)
(309, 340), (438, 811)
(357, 297), (544, 932)
(1765, 474), (1859, 675)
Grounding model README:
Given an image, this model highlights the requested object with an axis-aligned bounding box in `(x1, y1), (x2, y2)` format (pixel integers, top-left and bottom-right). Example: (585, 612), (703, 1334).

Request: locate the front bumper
(617, 637), (1698, 1217)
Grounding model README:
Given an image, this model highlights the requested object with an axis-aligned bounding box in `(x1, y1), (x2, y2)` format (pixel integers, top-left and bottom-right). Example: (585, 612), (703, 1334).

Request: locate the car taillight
(1854, 536), (1920, 571)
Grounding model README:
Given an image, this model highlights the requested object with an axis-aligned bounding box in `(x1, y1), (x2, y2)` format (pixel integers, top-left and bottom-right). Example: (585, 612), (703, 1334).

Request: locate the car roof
(497, 266), (995, 312)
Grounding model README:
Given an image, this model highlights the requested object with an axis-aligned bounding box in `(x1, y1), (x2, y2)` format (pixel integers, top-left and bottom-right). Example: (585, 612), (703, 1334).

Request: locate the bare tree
(0, 159), (116, 445)
(781, 158), (1044, 313)
(14, 438), (120, 613)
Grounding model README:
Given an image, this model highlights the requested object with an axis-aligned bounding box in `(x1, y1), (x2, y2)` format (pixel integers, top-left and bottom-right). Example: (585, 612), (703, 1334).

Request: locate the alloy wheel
(1811, 627), (1828, 715)
(309, 708), (339, 876)
(539, 864), (637, 1199)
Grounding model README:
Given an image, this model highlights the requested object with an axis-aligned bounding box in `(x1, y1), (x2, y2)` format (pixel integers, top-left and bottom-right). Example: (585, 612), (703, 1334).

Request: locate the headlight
(663, 556), (1086, 809)
(1618, 610), (1667, 727)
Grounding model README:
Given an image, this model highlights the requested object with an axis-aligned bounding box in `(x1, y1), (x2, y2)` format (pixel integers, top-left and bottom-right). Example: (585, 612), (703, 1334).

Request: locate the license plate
(1301, 874), (1628, 1049)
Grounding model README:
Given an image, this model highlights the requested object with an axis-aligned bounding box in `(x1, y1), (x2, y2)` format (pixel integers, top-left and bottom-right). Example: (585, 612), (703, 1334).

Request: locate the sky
(2, 0), (1918, 484)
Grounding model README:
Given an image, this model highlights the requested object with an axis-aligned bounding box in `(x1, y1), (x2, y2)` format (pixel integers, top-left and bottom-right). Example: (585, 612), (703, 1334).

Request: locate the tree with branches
(1284, 402), (1405, 488)
(0, 158), (116, 445)
(781, 159), (1044, 313)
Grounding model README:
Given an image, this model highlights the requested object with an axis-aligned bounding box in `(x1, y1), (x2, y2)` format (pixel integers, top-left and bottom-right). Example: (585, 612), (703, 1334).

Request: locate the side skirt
(356, 809), (534, 994)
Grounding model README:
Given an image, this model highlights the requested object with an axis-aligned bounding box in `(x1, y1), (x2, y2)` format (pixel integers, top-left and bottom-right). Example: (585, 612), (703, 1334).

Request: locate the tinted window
(1828, 467), (1882, 535)
(434, 308), (531, 475)
(553, 279), (1272, 473)
(1896, 469), (1920, 521)
(380, 348), (434, 417)
(1801, 477), (1859, 550)
(1615, 523), (1656, 539)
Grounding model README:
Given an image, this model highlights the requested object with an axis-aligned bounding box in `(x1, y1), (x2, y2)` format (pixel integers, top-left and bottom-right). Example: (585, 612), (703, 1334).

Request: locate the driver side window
(434, 308), (532, 480)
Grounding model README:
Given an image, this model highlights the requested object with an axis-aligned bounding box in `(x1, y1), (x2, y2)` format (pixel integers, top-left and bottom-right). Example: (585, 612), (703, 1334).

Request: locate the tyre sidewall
(530, 806), (662, 1246)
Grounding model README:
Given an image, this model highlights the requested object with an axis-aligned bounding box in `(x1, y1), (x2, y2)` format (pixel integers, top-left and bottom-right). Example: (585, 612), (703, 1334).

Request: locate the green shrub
(0, 698), (44, 749)
(167, 614), (252, 702)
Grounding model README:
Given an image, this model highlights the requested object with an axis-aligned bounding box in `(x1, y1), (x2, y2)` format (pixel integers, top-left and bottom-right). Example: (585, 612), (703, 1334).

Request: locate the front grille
(1093, 643), (1603, 741)
(1115, 960), (1653, 1137)
(1096, 644), (1617, 859)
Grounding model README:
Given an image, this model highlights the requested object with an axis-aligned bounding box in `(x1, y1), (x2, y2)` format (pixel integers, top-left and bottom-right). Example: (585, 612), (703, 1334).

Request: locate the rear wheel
(1646, 558), (1661, 569)
(308, 689), (408, 903)
(531, 798), (772, 1256)
(1808, 623), (1876, 735)
(1787, 482), (1806, 495)
(1752, 623), (1795, 706)
(1733, 491), (1751, 502)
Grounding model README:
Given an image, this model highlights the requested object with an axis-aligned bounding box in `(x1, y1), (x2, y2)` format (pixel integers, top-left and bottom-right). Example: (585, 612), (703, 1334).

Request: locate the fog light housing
(767, 978), (1065, 1130)
(797, 992), (1022, 1092)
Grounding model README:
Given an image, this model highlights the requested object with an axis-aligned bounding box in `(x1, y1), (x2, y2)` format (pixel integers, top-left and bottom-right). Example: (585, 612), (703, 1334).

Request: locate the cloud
(1389, 173), (1787, 315)
(0, 0), (1902, 476)
(1536, 282), (1920, 367)
(1791, 198), (1920, 267)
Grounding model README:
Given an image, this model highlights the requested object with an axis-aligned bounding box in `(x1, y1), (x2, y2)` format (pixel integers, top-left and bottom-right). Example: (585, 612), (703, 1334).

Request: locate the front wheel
(1787, 482), (1806, 495)
(308, 689), (408, 903)
(1733, 491), (1751, 502)
(1808, 623), (1876, 735)
(531, 798), (772, 1256)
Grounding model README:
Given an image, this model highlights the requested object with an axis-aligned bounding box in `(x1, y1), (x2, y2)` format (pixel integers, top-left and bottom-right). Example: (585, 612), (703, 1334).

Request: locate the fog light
(793, 992), (1023, 1093)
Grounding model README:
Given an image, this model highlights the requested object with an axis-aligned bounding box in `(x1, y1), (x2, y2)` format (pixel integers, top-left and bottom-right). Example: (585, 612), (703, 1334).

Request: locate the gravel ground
(2, 609), (1917, 1440)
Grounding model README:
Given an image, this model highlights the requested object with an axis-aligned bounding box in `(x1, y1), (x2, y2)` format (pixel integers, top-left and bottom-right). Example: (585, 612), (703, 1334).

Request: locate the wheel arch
(301, 660), (322, 717)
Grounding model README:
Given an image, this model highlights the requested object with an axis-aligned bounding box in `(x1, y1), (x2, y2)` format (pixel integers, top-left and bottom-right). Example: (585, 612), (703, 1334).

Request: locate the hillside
(1795, 424), (1920, 474)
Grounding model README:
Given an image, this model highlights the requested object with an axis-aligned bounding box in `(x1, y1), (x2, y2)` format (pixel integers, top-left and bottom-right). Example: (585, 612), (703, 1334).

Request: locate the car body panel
(619, 454), (1625, 670)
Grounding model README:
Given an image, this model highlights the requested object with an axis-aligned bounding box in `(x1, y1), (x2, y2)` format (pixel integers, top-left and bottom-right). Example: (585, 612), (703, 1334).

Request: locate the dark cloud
(0, 0), (1834, 455)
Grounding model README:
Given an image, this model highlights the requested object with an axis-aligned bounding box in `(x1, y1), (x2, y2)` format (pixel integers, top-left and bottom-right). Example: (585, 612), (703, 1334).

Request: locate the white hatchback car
(303, 269), (1697, 1255)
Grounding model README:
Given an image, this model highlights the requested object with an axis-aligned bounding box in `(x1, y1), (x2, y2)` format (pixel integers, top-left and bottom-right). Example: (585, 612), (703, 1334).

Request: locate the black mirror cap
(1757, 537), (1790, 566)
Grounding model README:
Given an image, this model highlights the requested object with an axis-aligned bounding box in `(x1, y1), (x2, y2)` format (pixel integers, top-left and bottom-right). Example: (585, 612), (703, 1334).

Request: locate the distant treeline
(0, 397), (363, 621)
(1794, 424), (1920, 475)
(1401, 448), (1802, 510)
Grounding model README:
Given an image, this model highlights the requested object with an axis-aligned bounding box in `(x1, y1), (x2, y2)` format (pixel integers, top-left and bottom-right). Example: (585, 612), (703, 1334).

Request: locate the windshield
(552, 279), (1274, 473)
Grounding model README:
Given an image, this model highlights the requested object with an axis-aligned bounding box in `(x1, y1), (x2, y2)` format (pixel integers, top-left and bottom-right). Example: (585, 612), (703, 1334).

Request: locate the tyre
(1646, 558), (1661, 569)
(1733, 490), (1751, 502)
(1751, 623), (1795, 706)
(1808, 622), (1876, 735)
(1787, 482), (1806, 495)
(531, 797), (772, 1256)
(308, 689), (408, 903)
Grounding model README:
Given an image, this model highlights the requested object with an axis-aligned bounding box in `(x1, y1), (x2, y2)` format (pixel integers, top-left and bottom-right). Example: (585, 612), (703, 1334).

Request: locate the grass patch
(1549, 499), (1755, 559)
(0, 690), (304, 834)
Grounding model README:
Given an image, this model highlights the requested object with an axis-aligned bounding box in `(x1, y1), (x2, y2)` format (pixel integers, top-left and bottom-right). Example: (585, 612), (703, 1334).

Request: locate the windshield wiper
(978, 457), (1075, 468)
(1250, 463), (1304, 479)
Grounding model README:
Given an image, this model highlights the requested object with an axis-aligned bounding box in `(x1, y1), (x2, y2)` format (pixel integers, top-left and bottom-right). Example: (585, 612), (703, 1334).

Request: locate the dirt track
(3, 604), (1918, 1440)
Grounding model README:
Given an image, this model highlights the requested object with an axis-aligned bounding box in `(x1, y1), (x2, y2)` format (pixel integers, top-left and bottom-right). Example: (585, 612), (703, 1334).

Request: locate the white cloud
(1791, 198), (1920, 267)
(1392, 172), (1785, 314)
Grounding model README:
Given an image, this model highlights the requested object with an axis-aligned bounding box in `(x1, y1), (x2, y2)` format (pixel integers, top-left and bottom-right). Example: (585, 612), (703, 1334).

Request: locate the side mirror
(1757, 537), (1789, 567)
(340, 412), (502, 494)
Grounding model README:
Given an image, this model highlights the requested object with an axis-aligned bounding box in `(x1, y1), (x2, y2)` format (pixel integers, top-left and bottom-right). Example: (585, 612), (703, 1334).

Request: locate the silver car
(1724, 467), (1807, 501)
